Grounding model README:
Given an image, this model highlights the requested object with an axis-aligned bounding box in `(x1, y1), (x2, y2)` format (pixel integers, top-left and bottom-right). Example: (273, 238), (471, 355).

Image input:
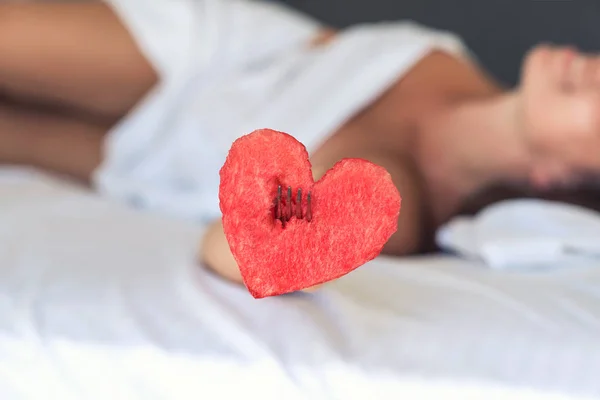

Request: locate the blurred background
(280, 0), (600, 87)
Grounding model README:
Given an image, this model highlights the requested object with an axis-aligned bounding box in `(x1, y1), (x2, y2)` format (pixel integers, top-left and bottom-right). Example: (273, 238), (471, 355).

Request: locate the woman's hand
(199, 166), (330, 293)
(200, 217), (322, 294)
(200, 218), (245, 284)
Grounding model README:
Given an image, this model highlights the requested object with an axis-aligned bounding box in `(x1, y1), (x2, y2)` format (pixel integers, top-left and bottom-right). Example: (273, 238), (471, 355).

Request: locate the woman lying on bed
(0, 0), (599, 288)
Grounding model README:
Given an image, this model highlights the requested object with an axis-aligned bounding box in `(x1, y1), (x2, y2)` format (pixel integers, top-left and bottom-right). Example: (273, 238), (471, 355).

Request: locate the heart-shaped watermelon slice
(219, 129), (401, 298)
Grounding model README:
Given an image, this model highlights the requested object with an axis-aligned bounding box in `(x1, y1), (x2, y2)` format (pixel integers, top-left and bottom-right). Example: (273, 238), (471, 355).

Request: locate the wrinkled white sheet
(0, 168), (599, 400)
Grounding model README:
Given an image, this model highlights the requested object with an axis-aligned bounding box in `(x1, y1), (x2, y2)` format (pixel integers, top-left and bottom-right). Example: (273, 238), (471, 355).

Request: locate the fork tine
(307, 191), (312, 222)
(296, 188), (302, 219)
(287, 186), (292, 221)
(276, 185), (282, 221)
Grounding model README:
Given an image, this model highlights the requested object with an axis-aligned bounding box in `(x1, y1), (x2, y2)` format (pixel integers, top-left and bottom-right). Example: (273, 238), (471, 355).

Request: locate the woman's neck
(413, 91), (533, 223)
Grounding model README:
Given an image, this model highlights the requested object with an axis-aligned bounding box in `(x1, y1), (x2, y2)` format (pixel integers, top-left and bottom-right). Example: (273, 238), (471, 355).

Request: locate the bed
(0, 167), (599, 400)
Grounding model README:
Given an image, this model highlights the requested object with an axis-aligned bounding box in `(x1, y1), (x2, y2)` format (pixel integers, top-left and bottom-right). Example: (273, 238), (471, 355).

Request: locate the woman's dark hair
(457, 182), (600, 217)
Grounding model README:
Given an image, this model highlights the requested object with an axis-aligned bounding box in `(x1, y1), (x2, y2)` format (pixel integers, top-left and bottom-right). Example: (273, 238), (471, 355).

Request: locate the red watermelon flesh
(219, 129), (401, 298)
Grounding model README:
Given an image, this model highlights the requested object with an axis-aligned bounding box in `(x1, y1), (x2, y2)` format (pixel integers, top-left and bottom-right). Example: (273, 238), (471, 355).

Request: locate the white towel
(94, 0), (468, 225)
(436, 199), (600, 270)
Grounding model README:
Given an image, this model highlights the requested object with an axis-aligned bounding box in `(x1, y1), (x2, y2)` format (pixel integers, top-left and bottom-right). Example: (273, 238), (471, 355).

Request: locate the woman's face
(520, 45), (600, 189)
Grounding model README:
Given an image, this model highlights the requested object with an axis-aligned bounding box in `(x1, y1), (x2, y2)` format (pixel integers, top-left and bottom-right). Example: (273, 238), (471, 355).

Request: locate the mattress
(0, 167), (599, 400)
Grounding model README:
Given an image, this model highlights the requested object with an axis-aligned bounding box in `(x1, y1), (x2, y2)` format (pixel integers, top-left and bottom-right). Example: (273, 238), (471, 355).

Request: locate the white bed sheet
(0, 168), (599, 400)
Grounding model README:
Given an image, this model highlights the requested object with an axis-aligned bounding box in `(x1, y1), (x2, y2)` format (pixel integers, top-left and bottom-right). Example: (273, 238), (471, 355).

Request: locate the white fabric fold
(437, 199), (600, 270)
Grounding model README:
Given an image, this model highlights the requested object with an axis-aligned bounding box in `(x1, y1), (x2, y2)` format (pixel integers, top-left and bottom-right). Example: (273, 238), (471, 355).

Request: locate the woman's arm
(0, 2), (157, 120)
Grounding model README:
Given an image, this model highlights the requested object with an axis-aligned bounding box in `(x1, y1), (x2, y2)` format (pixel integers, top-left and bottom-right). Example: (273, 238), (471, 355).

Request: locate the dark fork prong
(274, 185), (313, 225)
(296, 189), (302, 219)
(287, 187), (292, 221)
(276, 185), (282, 221)
(307, 191), (312, 222)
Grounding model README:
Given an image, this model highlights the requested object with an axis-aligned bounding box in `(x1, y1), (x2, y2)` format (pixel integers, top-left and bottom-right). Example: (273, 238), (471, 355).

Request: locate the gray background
(280, 0), (600, 87)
